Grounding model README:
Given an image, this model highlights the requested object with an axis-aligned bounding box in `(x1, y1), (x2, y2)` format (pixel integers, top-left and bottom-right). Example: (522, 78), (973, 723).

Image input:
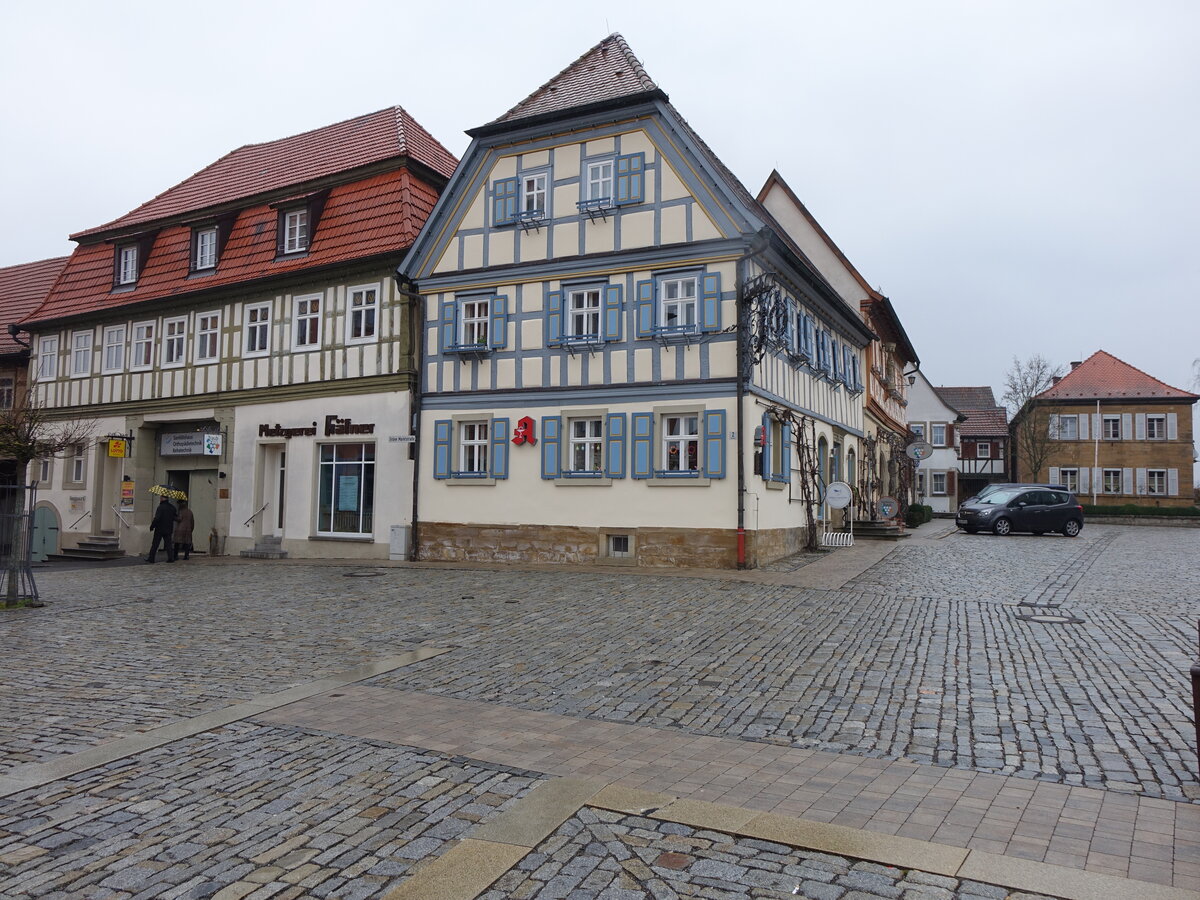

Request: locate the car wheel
(1062, 519), (1082, 537)
(993, 517), (1012, 536)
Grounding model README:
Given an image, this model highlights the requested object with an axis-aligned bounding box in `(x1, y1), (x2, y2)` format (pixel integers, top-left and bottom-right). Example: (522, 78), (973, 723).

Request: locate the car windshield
(979, 489), (1021, 505)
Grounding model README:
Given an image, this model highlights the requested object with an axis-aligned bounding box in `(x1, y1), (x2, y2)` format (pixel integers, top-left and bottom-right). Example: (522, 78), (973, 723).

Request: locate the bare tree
(1192, 357), (1199, 391)
(1004, 355), (1065, 484)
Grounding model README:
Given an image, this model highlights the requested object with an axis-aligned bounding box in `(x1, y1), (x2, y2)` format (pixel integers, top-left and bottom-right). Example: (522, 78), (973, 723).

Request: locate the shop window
(317, 443), (375, 536)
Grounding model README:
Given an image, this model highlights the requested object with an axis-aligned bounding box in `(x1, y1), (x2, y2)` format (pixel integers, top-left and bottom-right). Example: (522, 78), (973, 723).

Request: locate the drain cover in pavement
(1017, 611), (1084, 625)
(344, 571), (382, 577)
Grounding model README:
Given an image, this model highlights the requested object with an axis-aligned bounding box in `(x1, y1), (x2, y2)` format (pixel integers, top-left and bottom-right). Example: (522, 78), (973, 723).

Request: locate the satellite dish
(825, 481), (853, 509)
(905, 441), (933, 461)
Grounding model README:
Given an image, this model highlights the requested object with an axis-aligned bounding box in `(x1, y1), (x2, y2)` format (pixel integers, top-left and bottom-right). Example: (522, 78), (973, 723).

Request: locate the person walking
(147, 497), (178, 563)
(173, 500), (195, 561)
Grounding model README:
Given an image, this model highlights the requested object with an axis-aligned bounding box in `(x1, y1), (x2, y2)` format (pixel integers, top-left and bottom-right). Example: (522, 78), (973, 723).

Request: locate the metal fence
(0, 484), (38, 606)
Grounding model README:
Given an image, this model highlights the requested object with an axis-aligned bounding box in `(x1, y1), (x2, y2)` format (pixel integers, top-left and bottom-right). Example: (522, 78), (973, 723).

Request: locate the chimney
(1070, 361), (1082, 370)
(1051, 376), (1062, 385)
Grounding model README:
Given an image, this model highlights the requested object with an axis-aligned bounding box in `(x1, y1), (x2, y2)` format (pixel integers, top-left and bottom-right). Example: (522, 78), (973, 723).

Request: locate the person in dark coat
(173, 500), (195, 561)
(147, 497), (177, 563)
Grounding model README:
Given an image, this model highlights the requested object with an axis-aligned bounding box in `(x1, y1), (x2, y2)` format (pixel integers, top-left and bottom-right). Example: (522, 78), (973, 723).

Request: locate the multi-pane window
(317, 443), (375, 535)
(294, 295), (321, 348)
(585, 160), (613, 202)
(37, 458), (52, 486)
(910, 423), (925, 440)
(930, 423), (947, 447)
(193, 227), (217, 270)
(1103, 469), (1122, 493)
(347, 286), (378, 343)
(458, 299), (489, 346)
(567, 289), (601, 338)
(102, 325), (126, 373)
(977, 442), (990, 458)
(0, 376), (12, 409)
(71, 331), (93, 376)
(163, 317), (187, 366)
(662, 414), (699, 472)
(1060, 468), (1079, 492)
(1056, 415), (1078, 440)
(38, 337), (58, 380)
(117, 245), (138, 285)
(1147, 415), (1166, 440)
(458, 421), (489, 474)
(196, 312), (220, 362)
(1103, 415), (1121, 440)
(659, 277), (697, 330)
(70, 444), (86, 484)
(521, 173), (547, 215)
(131, 322), (155, 369)
(931, 472), (947, 495)
(569, 419), (603, 473)
(1147, 469), (1167, 495)
(245, 304), (271, 355)
(283, 209), (308, 253)
(916, 470), (926, 495)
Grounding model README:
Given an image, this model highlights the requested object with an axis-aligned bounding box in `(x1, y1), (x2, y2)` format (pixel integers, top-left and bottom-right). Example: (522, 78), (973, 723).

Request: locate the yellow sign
(108, 439), (127, 458)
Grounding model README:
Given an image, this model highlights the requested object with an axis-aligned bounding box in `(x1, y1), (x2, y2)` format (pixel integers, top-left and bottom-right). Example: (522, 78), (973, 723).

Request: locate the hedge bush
(1081, 504), (1200, 518)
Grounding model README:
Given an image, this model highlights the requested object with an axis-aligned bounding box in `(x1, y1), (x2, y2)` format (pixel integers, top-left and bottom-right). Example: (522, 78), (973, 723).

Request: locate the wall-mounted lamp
(907, 375), (916, 386)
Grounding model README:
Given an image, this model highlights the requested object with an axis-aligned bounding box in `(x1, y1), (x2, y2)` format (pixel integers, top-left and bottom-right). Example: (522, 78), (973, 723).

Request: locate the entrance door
(32, 507), (59, 562)
(258, 446), (286, 538)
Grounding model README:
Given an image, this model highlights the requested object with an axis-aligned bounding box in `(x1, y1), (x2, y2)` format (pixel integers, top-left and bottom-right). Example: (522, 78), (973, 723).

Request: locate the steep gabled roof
(486, 33), (661, 127)
(935, 386), (998, 410)
(1036, 350), (1198, 402)
(0, 257), (69, 353)
(957, 407), (1009, 437)
(73, 107), (457, 240)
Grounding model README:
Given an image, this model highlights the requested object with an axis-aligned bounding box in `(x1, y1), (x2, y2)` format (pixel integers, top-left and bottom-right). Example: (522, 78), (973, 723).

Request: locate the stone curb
(0, 646), (451, 799)
(385, 776), (1196, 900)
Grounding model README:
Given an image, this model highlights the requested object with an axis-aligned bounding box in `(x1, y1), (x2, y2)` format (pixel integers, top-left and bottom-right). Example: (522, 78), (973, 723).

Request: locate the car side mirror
(1014, 502), (1025, 508)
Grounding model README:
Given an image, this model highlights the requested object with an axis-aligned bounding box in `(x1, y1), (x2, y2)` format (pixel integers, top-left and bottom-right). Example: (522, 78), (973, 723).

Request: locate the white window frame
(117, 245), (138, 285)
(244, 303), (272, 357)
(567, 288), (602, 339)
(283, 209), (308, 254)
(0, 375), (12, 410)
(458, 298), (489, 347)
(931, 471), (947, 495)
(1060, 467), (1079, 493)
(68, 443), (87, 486)
(521, 172), (548, 216)
(659, 276), (698, 332)
(36, 457), (52, 487)
(910, 423), (925, 440)
(977, 442), (991, 459)
(131, 321), (155, 370)
(661, 413), (700, 473)
(293, 294), (322, 350)
(38, 336), (58, 380)
(1146, 414), (1166, 441)
(916, 470), (927, 495)
(163, 316), (188, 368)
(346, 284), (379, 345)
(1102, 415), (1121, 440)
(102, 325), (126, 374)
(457, 420), (490, 474)
(70, 330), (93, 377)
(1057, 414), (1078, 441)
(585, 160), (614, 203)
(930, 423), (947, 447)
(1147, 469), (1167, 495)
(567, 417), (604, 474)
(195, 311), (220, 363)
(193, 227), (218, 270)
(316, 442), (376, 537)
(1103, 469), (1122, 494)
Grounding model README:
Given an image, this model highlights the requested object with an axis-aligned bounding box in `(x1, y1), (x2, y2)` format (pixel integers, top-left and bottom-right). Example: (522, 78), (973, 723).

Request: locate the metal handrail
(110, 506), (131, 529)
(69, 509), (92, 529)
(243, 502), (269, 528)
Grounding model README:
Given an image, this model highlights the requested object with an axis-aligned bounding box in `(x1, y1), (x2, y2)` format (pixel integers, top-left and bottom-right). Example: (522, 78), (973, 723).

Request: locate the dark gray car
(956, 487), (1084, 537)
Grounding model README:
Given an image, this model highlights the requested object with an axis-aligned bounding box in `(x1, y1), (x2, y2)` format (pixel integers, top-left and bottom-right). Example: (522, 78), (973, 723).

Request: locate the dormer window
(117, 245), (139, 285)
(192, 226), (218, 271)
(281, 208), (308, 254)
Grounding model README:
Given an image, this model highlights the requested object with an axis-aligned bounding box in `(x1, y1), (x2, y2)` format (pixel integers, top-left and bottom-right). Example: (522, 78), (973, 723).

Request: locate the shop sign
(120, 479), (135, 512)
(107, 438), (128, 458)
(259, 423), (317, 438)
(324, 415), (375, 436)
(388, 435), (416, 443)
(511, 416), (537, 446)
(69, 496), (85, 513)
(161, 433), (223, 456)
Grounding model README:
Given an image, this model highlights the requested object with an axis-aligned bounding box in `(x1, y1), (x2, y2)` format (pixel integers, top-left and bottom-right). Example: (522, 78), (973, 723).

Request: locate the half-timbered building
(20, 108), (456, 559)
(933, 386), (1008, 503)
(402, 35), (873, 567)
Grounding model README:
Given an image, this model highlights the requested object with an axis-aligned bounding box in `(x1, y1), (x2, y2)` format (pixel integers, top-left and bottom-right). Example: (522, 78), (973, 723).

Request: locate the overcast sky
(2, 0), (1197, 409)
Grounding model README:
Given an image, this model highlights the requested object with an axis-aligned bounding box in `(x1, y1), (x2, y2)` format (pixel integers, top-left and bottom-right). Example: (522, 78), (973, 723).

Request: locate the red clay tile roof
(73, 107), (457, 239)
(0, 257), (68, 353)
(957, 407), (1009, 437)
(935, 386), (998, 410)
(1036, 350), (1198, 401)
(26, 170), (439, 325)
(489, 33), (660, 125)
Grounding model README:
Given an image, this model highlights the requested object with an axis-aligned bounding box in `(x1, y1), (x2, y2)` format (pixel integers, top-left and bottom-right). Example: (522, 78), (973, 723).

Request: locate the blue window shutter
(831, 339), (840, 379)
(433, 420), (452, 479)
(635, 280), (655, 338)
(631, 413), (653, 479)
(703, 410), (726, 479)
(493, 178), (517, 224)
(439, 299), (456, 351)
(606, 413), (626, 478)
(761, 412), (772, 481)
(614, 153), (645, 204)
(489, 296), (508, 350)
(541, 416), (561, 479)
(603, 284), (623, 341)
(490, 417), (509, 479)
(700, 272), (722, 332)
(804, 315), (815, 361)
(785, 307), (795, 354)
(546, 290), (563, 347)
(782, 423), (792, 482)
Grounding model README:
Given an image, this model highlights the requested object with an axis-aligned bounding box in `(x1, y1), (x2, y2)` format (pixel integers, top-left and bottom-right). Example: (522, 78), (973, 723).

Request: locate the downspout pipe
(394, 274), (424, 561)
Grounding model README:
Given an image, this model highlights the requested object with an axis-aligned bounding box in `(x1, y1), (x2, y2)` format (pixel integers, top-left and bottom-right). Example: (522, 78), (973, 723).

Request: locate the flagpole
(1092, 399), (1099, 505)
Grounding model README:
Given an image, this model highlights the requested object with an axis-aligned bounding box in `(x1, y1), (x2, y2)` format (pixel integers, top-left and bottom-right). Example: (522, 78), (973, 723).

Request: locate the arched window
(847, 449), (856, 488)
(817, 435), (828, 488)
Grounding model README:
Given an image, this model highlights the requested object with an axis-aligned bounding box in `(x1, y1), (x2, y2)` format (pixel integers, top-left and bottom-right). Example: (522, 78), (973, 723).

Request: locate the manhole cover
(343, 571), (382, 578)
(1018, 612), (1084, 625)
